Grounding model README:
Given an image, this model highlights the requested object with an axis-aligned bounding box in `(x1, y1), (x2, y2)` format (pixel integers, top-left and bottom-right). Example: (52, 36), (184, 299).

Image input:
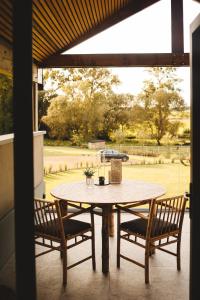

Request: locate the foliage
(110, 129), (126, 144)
(43, 68), (120, 97)
(70, 132), (84, 146)
(136, 67), (185, 145)
(38, 89), (57, 131)
(42, 68), (135, 141)
(83, 167), (96, 177)
(40, 67), (187, 145)
(44, 138), (72, 146)
(101, 93), (134, 139)
(42, 95), (84, 139)
(0, 74), (13, 134)
(178, 128), (190, 139)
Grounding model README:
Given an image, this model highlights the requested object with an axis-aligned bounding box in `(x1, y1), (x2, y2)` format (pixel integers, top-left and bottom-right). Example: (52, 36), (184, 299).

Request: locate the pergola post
(13, 0), (36, 299)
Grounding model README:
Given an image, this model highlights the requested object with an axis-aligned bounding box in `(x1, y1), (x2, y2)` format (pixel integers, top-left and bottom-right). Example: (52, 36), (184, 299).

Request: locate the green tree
(110, 129), (126, 144)
(38, 89), (57, 130)
(42, 68), (121, 141)
(137, 67), (185, 145)
(42, 95), (84, 140)
(101, 93), (134, 139)
(43, 68), (120, 97)
(0, 74), (13, 134)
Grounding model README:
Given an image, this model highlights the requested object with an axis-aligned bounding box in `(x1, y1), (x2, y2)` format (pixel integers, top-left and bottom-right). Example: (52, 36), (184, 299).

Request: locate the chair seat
(120, 217), (178, 237)
(35, 218), (91, 237)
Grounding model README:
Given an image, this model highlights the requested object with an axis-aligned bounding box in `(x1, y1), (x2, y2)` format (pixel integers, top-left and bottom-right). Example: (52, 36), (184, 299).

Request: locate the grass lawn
(45, 163), (190, 207)
(44, 146), (96, 156)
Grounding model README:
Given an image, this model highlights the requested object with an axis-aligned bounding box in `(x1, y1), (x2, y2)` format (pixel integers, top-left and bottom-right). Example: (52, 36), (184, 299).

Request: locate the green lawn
(44, 146), (96, 157)
(45, 163), (190, 207)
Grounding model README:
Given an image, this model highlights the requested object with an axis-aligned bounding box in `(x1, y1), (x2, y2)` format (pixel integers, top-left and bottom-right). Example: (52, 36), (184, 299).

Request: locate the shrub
(70, 133), (84, 146)
(48, 165), (53, 174)
(44, 139), (70, 146)
(58, 164), (63, 172)
(110, 129), (126, 144)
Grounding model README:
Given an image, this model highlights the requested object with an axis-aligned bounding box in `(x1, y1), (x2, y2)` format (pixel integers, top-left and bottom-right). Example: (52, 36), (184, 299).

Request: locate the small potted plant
(83, 167), (96, 177)
(83, 167), (96, 186)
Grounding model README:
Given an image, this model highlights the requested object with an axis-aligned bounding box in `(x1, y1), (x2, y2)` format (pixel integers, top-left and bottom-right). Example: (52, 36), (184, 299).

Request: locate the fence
(106, 145), (190, 159)
(44, 145), (190, 175)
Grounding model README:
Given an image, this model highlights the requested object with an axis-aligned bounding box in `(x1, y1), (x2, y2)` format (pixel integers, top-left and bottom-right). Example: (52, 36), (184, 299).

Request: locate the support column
(13, 0), (36, 299)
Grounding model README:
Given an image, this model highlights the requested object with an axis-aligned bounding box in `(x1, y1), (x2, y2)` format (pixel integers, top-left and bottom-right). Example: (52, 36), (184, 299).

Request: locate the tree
(42, 68), (122, 141)
(110, 129), (126, 144)
(101, 93), (134, 139)
(42, 95), (84, 140)
(43, 68), (120, 98)
(137, 67), (185, 145)
(38, 89), (57, 130)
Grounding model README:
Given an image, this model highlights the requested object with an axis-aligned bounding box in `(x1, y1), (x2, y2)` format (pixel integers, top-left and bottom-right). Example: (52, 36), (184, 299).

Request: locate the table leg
(102, 205), (111, 274)
(108, 208), (114, 237)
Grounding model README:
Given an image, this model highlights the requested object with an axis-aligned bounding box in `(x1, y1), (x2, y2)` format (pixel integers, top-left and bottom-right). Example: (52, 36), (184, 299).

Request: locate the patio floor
(0, 212), (190, 300)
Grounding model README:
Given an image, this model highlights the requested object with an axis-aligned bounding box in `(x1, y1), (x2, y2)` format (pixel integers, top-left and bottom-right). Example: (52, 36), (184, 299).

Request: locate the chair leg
(145, 243), (150, 284)
(177, 239), (181, 271)
(117, 210), (121, 268)
(62, 243), (67, 285)
(91, 233), (96, 271)
(91, 211), (96, 271)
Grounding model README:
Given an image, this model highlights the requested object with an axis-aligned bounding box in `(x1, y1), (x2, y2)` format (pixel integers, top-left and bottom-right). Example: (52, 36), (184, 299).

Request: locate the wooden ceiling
(0, 0), (163, 65)
(32, 0), (133, 62)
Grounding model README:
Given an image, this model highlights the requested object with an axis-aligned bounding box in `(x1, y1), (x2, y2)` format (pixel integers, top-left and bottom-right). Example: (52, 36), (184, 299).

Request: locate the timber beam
(41, 53), (189, 68)
(171, 0), (184, 53)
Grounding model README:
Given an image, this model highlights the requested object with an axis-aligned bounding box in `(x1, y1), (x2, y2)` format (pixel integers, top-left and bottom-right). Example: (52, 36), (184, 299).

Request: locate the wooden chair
(34, 198), (96, 285)
(116, 195), (187, 284)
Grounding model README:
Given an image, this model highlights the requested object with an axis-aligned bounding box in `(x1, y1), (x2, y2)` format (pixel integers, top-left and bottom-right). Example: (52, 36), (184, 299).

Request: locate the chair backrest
(34, 198), (63, 240)
(147, 195), (187, 239)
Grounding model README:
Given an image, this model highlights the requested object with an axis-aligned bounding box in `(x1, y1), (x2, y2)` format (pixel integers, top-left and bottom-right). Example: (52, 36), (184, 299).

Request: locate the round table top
(50, 179), (166, 205)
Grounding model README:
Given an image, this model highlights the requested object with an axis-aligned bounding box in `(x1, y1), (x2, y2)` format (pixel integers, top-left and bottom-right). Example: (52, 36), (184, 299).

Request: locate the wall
(0, 131), (46, 268)
(34, 131), (46, 198)
(88, 141), (105, 150)
(0, 135), (14, 219)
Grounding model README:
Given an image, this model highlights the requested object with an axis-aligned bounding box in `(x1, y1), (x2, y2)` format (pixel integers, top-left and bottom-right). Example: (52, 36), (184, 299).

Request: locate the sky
(64, 0), (200, 105)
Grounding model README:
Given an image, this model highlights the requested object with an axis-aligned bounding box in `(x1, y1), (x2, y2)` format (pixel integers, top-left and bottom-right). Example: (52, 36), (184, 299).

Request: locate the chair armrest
(116, 204), (149, 220)
(59, 199), (92, 216)
(60, 200), (88, 211)
(116, 199), (151, 210)
(116, 200), (150, 209)
(61, 205), (92, 221)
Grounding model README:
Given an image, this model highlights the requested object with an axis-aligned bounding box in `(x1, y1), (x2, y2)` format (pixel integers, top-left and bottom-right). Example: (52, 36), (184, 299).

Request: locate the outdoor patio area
(0, 211), (190, 300)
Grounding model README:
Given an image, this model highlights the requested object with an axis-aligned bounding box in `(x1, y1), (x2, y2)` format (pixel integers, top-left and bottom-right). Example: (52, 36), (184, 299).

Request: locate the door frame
(190, 12), (200, 300)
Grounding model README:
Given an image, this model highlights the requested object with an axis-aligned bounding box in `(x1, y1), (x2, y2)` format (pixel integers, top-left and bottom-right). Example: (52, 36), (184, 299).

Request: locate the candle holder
(99, 176), (105, 185)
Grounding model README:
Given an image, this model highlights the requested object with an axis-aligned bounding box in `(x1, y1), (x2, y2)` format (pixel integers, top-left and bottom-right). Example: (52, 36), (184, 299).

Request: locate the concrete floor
(0, 212), (190, 300)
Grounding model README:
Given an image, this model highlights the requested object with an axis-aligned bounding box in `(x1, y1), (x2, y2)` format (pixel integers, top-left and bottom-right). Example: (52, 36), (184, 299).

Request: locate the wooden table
(50, 179), (165, 274)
